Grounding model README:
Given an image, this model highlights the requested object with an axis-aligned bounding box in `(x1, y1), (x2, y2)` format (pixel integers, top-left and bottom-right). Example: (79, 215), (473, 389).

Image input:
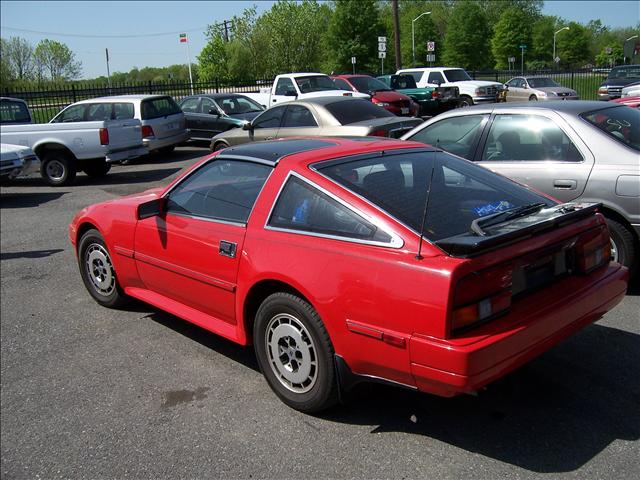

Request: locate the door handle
(553, 179), (577, 190)
(219, 240), (237, 258)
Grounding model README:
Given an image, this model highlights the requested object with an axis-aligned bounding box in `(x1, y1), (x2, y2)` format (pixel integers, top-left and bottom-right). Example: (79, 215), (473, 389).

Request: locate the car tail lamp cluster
(141, 125), (155, 138)
(370, 129), (388, 137)
(99, 128), (109, 145)
(431, 90), (440, 98)
(451, 263), (513, 332)
(574, 227), (611, 273)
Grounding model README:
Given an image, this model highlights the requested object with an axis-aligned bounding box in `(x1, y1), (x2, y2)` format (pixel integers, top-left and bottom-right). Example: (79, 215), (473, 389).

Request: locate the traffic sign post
(519, 44), (527, 74)
(378, 36), (387, 75)
(351, 56), (356, 74)
(508, 56), (516, 70)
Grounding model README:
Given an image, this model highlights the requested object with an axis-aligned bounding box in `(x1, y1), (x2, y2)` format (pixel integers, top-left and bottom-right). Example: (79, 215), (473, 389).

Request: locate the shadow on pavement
(0, 191), (69, 208)
(1, 248), (64, 260)
(73, 167), (183, 186)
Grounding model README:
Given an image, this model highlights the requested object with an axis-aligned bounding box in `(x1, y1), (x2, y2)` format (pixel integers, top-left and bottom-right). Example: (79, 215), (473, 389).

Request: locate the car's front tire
(529, 95), (538, 101)
(606, 218), (636, 270)
(458, 95), (473, 107)
(78, 229), (128, 308)
(254, 293), (338, 413)
(41, 152), (76, 186)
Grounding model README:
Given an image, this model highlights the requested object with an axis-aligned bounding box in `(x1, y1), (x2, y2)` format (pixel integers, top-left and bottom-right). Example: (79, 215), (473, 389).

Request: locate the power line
(0, 24), (219, 38)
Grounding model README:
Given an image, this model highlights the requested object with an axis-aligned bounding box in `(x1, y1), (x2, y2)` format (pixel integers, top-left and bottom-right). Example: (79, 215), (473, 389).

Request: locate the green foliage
(480, 0), (543, 30)
(34, 39), (81, 81)
(595, 44), (624, 67)
(325, 0), (383, 73)
(530, 16), (560, 67)
(491, 6), (533, 69)
(198, 27), (230, 81)
(397, 1), (441, 67)
(557, 22), (591, 67)
(443, 1), (492, 70)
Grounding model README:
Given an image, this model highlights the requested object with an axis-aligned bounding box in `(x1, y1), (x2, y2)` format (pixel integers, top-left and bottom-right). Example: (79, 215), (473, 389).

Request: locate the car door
(199, 97), (227, 139)
(179, 97), (202, 137)
(271, 77), (297, 105)
(275, 104), (321, 139)
(505, 78), (524, 102)
(476, 111), (595, 203)
(134, 158), (273, 326)
(249, 105), (286, 142)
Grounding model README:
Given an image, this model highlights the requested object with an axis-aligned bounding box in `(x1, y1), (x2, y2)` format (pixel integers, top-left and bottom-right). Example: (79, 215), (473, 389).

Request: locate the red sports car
(70, 137), (628, 412)
(332, 74), (419, 117)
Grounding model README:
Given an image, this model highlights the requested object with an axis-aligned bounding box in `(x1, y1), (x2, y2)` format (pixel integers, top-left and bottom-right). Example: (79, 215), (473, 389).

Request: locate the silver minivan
(51, 95), (188, 154)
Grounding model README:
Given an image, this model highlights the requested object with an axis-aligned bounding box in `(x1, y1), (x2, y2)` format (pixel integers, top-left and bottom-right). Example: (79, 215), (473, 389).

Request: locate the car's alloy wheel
(254, 293), (338, 412)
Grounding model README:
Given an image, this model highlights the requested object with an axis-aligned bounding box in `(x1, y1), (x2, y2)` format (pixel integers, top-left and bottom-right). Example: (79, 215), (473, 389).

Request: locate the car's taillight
(575, 227), (610, 273)
(431, 90), (440, 98)
(99, 128), (109, 145)
(141, 125), (155, 138)
(370, 129), (387, 137)
(451, 263), (513, 332)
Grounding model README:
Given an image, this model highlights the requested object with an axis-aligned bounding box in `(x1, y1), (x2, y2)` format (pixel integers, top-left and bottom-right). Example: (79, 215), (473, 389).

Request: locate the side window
(404, 71), (424, 83)
(180, 97), (200, 113)
(275, 77), (296, 95)
(408, 115), (488, 160)
(281, 105), (318, 128)
(165, 160), (272, 223)
(482, 115), (583, 162)
(506, 79), (519, 88)
(427, 72), (445, 84)
(200, 98), (217, 114)
(268, 175), (392, 243)
(519, 79), (527, 88)
(86, 103), (112, 121)
(56, 105), (86, 123)
(253, 106), (286, 129)
(113, 103), (135, 119)
(333, 78), (352, 91)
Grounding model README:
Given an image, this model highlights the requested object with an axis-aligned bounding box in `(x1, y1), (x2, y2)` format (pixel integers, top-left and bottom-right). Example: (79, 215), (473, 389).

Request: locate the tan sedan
(209, 97), (423, 151)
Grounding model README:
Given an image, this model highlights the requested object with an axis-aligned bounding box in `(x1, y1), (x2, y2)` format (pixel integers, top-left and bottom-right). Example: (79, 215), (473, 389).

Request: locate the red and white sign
(179, 33), (188, 43)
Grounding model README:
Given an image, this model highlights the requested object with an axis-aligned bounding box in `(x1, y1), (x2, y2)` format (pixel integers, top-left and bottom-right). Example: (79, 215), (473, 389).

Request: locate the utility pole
(392, 0), (401, 70)
(223, 20), (230, 42)
(105, 48), (111, 90)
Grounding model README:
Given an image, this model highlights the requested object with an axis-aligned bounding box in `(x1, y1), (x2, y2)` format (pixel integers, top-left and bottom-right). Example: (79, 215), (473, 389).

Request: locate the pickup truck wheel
(254, 292), (338, 413)
(529, 95), (538, 101)
(78, 229), (128, 308)
(41, 153), (76, 186)
(83, 160), (111, 178)
(458, 96), (473, 107)
(606, 218), (636, 269)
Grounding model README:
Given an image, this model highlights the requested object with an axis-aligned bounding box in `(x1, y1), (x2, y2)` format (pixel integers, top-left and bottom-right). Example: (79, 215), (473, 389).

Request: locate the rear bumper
(472, 95), (499, 104)
(105, 146), (148, 163)
(144, 130), (190, 151)
(409, 263), (628, 397)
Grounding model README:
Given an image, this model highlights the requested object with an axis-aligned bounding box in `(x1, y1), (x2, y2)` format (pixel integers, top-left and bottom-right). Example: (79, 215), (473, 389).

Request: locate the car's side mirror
(137, 198), (166, 220)
(242, 122), (253, 131)
(284, 90), (298, 97)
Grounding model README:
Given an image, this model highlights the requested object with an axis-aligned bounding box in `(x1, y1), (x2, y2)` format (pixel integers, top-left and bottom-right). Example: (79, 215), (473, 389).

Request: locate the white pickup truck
(244, 73), (370, 108)
(396, 67), (505, 106)
(0, 97), (147, 185)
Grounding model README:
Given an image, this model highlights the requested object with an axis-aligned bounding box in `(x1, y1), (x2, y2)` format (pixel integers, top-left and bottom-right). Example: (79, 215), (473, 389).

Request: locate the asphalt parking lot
(1, 146), (639, 479)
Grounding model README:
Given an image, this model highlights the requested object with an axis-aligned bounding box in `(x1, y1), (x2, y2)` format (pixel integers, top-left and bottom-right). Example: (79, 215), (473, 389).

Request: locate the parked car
(376, 74), (460, 115)
(0, 143), (40, 180)
(611, 96), (640, 108)
(1, 97), (147, 185)
(210, 97), (423, 151)
(0, 97), (34, 124)
(69, 136), (628, 412)
(51, 95), (189, 154)
(244, 73), (370, 109)
(396, 67), (504, 106)
(504, 76), (579, 101)
(332, 74), (418, 116)
(621, 80), (640, 98)
(179, 93), (265, 141)
(597, 65), (640, 100)
(401, 101), (640, 270)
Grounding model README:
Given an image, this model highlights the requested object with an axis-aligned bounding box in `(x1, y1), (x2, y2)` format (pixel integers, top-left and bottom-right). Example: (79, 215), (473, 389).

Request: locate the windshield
(581, 105), (640, 152)
(295, 75), (339, 93)
(607, 66), (640, 80)
(443, 69), (472, 82)
(318, 149), (552, 241)
(528, 78), (560, 88)
(216, 95), (264, 115)
(325, 99), (394, 125)
(348, 76), (391, 93)
(141, 96), (181, 119)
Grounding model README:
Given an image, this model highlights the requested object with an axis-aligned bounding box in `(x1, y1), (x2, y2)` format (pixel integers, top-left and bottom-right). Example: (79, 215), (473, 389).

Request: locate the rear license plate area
(513, 249), (568, 296)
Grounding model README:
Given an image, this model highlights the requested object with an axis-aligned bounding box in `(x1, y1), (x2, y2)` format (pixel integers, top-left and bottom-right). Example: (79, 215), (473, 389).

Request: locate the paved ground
(1, 146), (639, 479)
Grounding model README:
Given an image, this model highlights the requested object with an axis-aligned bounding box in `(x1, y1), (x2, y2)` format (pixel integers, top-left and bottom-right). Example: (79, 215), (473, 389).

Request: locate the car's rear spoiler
(435, 203), (601, 257)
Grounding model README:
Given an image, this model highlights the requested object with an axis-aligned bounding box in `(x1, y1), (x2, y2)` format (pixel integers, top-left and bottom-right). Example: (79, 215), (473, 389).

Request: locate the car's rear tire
(254, 293), (338, 413)
(83, 159), (111, 178)
(41, 152), (76, 186)
(458, 95), (473, 107)
(78, 229), (128, 308)
(211, 141), (228, 152)
(606, 218), (636, 270)
(529, 95), (538, 101)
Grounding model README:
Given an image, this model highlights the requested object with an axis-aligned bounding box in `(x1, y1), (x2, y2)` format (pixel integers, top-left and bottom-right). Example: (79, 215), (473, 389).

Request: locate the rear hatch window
(141, 97), (182, 120)
(325, 99), (394, 125)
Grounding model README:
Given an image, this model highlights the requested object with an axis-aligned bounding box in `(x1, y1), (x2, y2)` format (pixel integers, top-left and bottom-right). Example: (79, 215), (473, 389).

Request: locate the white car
(0, 143), (40, 180)
(621, 81), (640, 98)
(51, 95), (189, 154)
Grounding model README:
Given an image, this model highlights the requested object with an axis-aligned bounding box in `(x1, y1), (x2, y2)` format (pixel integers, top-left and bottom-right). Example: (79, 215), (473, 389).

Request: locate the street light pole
(553, 26), (570, 66)
(412, 11), (431, 67)
(624, 35), (638, 64)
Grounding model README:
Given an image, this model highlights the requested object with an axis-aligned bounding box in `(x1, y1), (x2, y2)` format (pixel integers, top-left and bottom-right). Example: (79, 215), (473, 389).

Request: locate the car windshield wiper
(470, 202), (547, 236)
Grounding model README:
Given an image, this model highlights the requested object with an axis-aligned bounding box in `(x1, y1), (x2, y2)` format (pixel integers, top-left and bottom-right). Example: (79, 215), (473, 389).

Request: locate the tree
(34, 39), (81, 81)
(491, 6), (533, 69)
(0, 38), (15, 84)
(6, 36), (35, 80)
(530, 15), (560, 68)
(595, 44), (624, 67)
(480, 0), (543, 29)
(325, 0), (382, 74)
(556, 22), (591, 67)
(198, 27), (231, 81)
(442, 1), (492, 70)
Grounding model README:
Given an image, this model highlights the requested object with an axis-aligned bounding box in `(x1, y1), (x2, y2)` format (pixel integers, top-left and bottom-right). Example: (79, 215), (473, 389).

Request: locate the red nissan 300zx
(69, 137), (628, 412)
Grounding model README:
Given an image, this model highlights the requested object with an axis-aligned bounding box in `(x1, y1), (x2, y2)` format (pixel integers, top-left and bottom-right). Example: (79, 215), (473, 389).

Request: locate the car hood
(535, 86), (577, 95)
(371, 90), (412, 102)
(0, 143), (34, 159)
(396, 88), (434, 99)
(302, 90), (371, 100)
(601, 77), (640, 87)
(448, 80), (501, 88)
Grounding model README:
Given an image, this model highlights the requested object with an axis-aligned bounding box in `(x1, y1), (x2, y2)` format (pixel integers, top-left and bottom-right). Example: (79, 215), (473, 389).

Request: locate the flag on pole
(179, 33), (188, 43)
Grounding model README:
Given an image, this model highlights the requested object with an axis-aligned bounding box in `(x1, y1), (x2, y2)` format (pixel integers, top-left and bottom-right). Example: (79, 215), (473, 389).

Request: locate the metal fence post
(571, 71), (575, 90)
(215, 78), (219, 93)
(148, 81), (153, 94)
(72, 84), (77, 102)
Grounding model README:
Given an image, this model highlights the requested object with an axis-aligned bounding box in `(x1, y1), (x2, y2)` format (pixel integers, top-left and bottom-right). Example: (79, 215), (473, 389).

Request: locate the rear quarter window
(581, 106), (640, 152)
(141, 97), (181, 120)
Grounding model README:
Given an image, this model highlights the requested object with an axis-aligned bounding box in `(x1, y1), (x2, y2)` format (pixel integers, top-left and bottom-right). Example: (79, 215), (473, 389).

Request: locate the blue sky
(1, 0), (638, 79)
